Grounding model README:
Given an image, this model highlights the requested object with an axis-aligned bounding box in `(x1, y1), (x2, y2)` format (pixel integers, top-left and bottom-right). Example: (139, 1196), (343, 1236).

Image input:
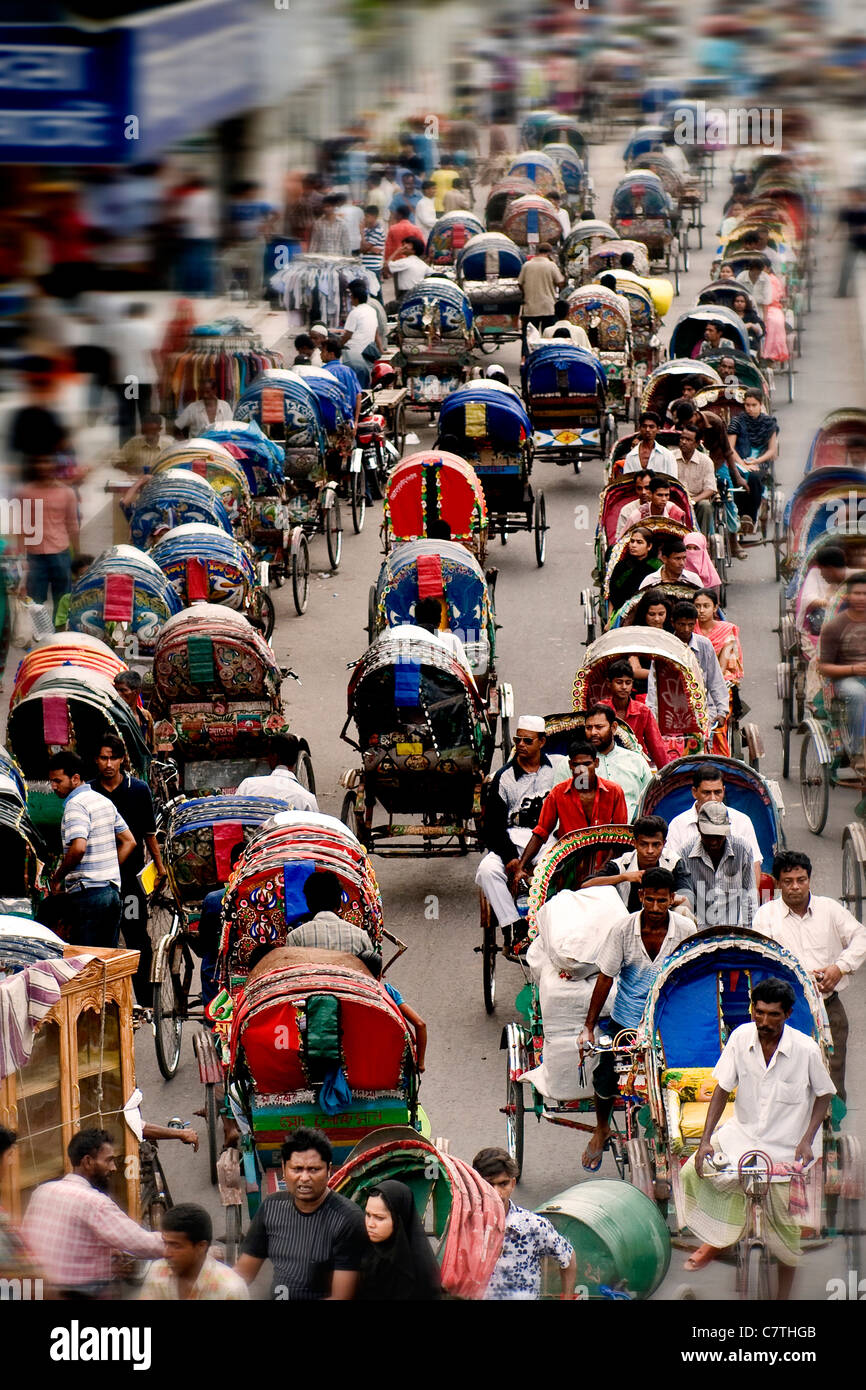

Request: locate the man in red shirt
(511, 740), (628, 893)
(602, 660), (669, 768)
(384, 203), (423, 262)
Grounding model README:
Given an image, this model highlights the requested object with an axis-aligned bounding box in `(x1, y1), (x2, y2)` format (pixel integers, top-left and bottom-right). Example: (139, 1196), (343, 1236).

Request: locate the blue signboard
(0, 1), (257, 164)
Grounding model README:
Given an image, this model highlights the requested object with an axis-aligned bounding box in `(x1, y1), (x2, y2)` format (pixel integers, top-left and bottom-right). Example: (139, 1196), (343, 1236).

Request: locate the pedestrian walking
(90, 734), (166, 1009)
(109, 302), (159, 446)
(357, 1181), (441, 1301)
(22, 1128), (164, 1298)
(472, 1148), (576, 1300)
(517, 244), (564, 352)
(836, 186), (866, 298)
(235, 1128), (366, 1300)
(140, 1204), (249, 1301)
(41, 750), (135, 947)
(16, 455), (79, 621)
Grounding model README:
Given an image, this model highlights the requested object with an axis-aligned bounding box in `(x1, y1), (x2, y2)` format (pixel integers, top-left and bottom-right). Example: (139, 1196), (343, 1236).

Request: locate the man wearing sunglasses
(475, 717), (567, 957)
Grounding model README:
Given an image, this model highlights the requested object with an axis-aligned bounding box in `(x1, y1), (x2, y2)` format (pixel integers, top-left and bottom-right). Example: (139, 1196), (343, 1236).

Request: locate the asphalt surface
(67, 123), (866, 1300)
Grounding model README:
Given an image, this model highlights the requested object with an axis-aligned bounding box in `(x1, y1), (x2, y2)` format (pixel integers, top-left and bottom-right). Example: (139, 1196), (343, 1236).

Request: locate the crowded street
(2, 0), (866, 1335)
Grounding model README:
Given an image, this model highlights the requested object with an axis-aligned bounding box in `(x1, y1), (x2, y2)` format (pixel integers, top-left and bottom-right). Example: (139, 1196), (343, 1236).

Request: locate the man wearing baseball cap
(475, 717), (568, 957)
(680, 802), (758, 929)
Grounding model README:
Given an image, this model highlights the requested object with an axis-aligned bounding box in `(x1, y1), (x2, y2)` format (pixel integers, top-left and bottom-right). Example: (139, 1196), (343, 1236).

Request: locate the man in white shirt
(236, 736), (318, 811)
(414, 180), (438, 240)
(386, 599), (475, 679)
(335, 194), (364, 254)
(754, 850), (866, 1099)
(622, 412), (678, 478)
(547, 191), (571, 239)
(614, 469), (653, 539)
(682, 976), (834, 1296)
(663, 761), (762, 889)
(388, 236), (429, 300)
(339, 280), (382, 388)
(540, 301), (591, 349)
(583, 703), (652, 819)
(111, 302), (159, 445)
(637, 537), (703, 592)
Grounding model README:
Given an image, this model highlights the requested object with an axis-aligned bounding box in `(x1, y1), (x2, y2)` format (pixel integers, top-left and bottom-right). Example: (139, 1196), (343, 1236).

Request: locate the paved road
(125, 126), (865, 1298)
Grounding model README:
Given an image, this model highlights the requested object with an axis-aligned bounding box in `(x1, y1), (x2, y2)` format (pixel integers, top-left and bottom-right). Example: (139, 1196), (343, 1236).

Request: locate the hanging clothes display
(273, 254), (378, 328)
(165, 321), (284, 413)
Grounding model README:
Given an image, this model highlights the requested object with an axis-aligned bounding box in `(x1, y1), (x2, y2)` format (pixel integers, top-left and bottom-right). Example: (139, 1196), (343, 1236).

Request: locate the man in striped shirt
(235, 1128), (366, 1299)
(47, 749), (136, 948)
(359, 206), (386, 286)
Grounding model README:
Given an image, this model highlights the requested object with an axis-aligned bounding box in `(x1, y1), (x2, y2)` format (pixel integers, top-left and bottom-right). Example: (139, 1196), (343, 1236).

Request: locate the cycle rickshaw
(542, 142), (594, 219)
(455, 232), (524, 352)
(484, 177), (537, 233)
(506, 152), (564, 202)
(126, 469), (232, 550)
(425, 210), (485, 268)
(382, 449), (488, 564)
(639, 359), (722, 423)
(150, 522), (275, 639)
(562, 220), (618, 284)
(565, 284), (636, 423)
(803, 408), (866, 473)
(201, 421), (293, 584)
(610, 170), (681, 292)
(395, 277), (476, 413)
(66, 545), (182, 667)
(521, 342), (613, 472)
(502, 195), (564, 255)
(340, 629), (496, 856)
(437, 381), (547, 565)
(574, 629), (709, 760)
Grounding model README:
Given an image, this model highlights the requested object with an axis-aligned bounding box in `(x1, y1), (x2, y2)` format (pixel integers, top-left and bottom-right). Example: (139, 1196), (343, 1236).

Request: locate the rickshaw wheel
(479, 894), (497, 1015)
(151, 903), (183, 1080)
(256, 589), (275, 641)
(350, 470), (366, 534)
(326, 497), (343, 570)
(366, 583), (379, 643)
(225, 1205), (243, 1266)
(205, 1082), (219, 1186)
(505, 1074), (525, 1178)
(295, 748), (316, 794)
(340, 790), (366, 846)
(291, 534), (310, 615)
(841, 829), (864, 920)
(534, 490), (547, 567)
(681, 229), (690, 273)
(800, 731), (830, 835)
(741, 1242), (771, 1301)
(393, 403), (407, 458)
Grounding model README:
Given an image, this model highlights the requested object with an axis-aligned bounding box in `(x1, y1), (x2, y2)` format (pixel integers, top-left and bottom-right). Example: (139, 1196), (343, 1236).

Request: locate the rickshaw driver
(683, 978), (835, 1296)
(385, 596), (475, 677)
(475, 715), (566, 956)
(578, 868), (696, 1171)
(511, 740), (628, 895)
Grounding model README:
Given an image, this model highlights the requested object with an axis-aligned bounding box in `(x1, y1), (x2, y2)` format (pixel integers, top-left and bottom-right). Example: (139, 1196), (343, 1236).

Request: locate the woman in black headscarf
(357, 1180), (441, 1301)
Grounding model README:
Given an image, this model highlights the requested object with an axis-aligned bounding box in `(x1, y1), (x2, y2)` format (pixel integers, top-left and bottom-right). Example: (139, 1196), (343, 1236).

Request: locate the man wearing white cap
(309, 325), (328, 367)
(475, 717), (567, 954)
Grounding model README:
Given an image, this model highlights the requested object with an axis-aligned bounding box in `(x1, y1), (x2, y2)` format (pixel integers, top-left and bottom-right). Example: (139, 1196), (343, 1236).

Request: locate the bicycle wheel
(504, 1074), (525, 1178)
(225, 1204), (243, 1265)
(479, 894), (496, 1015)
(534, 490), (547, 568)
(295, 747), (316, 794)
(799, 730), (829, 835)
(205, 1081), (219, 1186)
(291, 533), (310, 615)
(256, 588), (275, 640)
(326, 496), (343, 570)
(350, 470), (366, 534)
(741, 1242), (771, 1300)
(152, 921), (183, 1080)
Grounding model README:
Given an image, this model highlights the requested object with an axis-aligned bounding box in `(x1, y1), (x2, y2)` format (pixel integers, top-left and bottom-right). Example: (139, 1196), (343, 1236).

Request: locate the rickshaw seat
(661, 1066), (736, 1149)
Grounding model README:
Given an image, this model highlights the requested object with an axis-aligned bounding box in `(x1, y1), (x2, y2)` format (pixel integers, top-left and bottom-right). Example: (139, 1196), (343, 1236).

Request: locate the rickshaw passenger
(754, 850), (866, 1100)
(663, 763), (762, 891)
(659, 601), (730, 732)
(583, 814), (691, 912)
(541, 301), (591, 350)
(673, 424), (717, 536)
(795, 544), (848, 642)
(614, 469), (653, 538)
(601, 659), (669, 767)
(285, 870), (375, 959)
(511, 741), (628, 895)
(682, 978), (834, 1297)
(622, 411), (679, 478)
(475, 716), (564, 949)
(236, 735), (319, 812)
(696, 322), (739, 360)
(817, 572), (866, 788)
(578, 868), (696, 1170)
(679, 803), (758, 928)
(726, 390), (778, 533)
(638, 536), (702, 590)
(583, 703), (652, 819)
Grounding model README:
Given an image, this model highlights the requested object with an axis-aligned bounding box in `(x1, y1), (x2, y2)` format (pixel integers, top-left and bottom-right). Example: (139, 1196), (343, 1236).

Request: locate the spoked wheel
(534, 489), (547, 567)
(800, 730), (830, 835)
(295, 747), (316, 794)
(504, 1074), (525, 1178)
(325, 495), (343, 570)
(350, 469), (366, 534)
(151, 904), (183, 1080)
(740, 1242), (771, 1301)
(786, 346), (795, 403)
(681, 227), (690, 272)
(340, 789), (368, 847)
(254, 587), (275, 640)
(225, 1203), (243, 1266)
(480, 894), (497, 1016)
(392, 402), (407, 458)
(367, 583), (378, 643)
(291, 532), (310, 615)
(841, 830), (864, 920)
(205, 1081), (219, 1187)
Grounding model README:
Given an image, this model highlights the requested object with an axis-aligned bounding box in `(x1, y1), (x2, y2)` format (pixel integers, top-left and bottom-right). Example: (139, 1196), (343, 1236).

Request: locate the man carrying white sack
(476, 717), (567, 958)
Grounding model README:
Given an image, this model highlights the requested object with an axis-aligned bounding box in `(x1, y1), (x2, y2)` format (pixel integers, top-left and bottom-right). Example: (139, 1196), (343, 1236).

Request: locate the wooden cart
(0, 945), (140, 1220)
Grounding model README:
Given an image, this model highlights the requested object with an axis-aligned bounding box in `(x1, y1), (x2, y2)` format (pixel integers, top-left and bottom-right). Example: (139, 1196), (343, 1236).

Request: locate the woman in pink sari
(694, 588), (744, 681)
(761, 269), (789, 365)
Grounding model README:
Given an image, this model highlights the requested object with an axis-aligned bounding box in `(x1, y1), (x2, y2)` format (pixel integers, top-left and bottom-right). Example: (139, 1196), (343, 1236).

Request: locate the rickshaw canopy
(150, 523), (257, 611)
(506, 152), (563, 199)
(456, 232), (524, 283)
(294, 365), (354, 431)
(426, 211), (485, 265)
(236, 369), (328, 452)
(397, 277), (474, 338)
(521, 342), (608, 397)
(10, 633), (127, 707)
(7, 668), (150, 779)
(541, 143), (587, 195)
(438, 382), (532, 451)
(668, 305), (752, 359)
(385, 451), (487, 544)
(804, 409), (866, 473)
(502, 195), (564, 247)
(566, 286), (631, 350)
(152, 603), (281, 705)
(127, 470), (232, 548)
(574, 629), (707, 739)
(640, 359), (723, 416)
(200, 421), (285, 494)
(638, 755), (785, 873)
(67, 545), (182, 653)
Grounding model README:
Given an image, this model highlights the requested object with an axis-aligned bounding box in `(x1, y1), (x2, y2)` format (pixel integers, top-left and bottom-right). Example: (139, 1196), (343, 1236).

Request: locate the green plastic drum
(536, 1180), (671, 1300)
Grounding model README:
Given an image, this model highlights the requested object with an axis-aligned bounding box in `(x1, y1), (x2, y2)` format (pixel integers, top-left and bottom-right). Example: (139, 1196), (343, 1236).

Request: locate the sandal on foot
(581, 1146), (604, 1172)
(683, 1244), (722, 1271)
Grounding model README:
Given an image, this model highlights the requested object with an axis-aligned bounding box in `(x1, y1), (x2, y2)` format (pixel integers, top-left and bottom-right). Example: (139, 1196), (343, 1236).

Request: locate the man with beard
(23, 1128), (163, 1298)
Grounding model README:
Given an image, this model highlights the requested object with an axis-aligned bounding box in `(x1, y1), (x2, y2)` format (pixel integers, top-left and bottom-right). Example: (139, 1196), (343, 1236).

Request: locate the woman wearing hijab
(683, 532), (722, 594)
(358, 1181), (441, 1301)
(731, 289), (765, 351)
